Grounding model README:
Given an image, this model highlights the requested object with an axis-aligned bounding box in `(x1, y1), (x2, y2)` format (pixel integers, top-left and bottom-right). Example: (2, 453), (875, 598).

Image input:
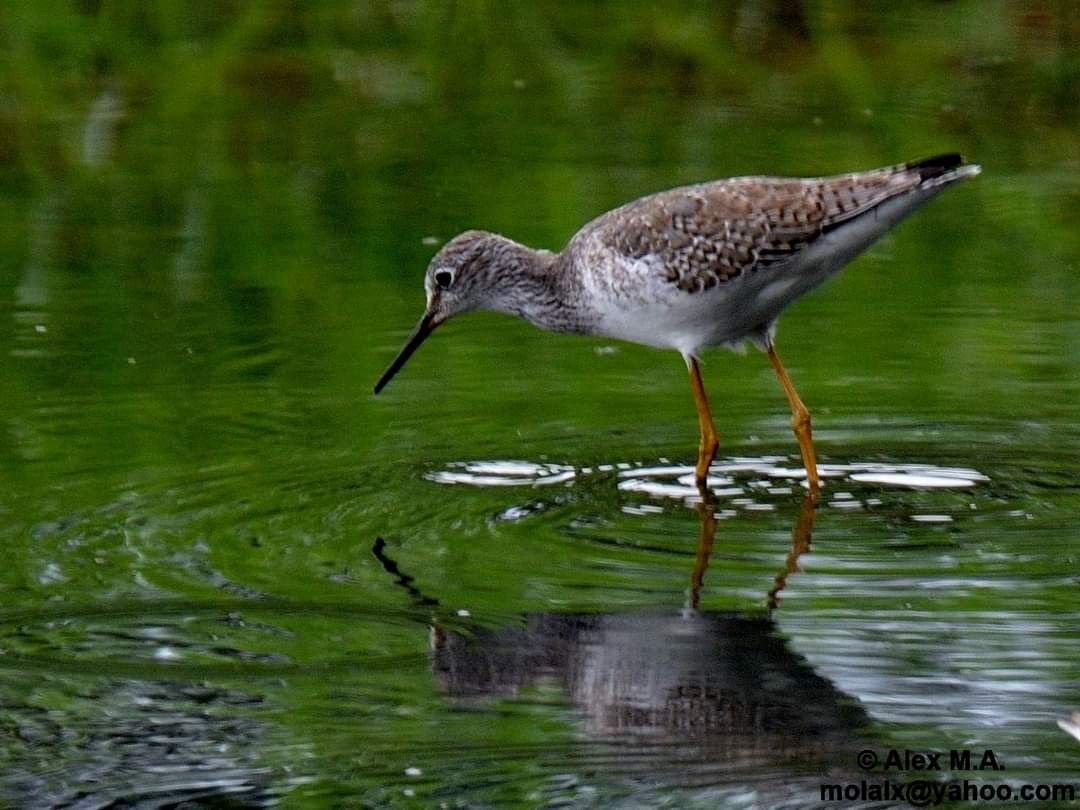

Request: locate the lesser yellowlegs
(374, 154), (981, 495)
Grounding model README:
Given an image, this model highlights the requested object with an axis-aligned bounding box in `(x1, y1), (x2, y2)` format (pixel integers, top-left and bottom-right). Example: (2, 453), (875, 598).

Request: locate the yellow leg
(766, 344), (820, 497)
(686, 356), (719, 488)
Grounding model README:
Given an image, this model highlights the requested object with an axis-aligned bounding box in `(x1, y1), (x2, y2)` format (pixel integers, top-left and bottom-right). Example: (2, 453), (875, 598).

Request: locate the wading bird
(374, 155), (980, 495)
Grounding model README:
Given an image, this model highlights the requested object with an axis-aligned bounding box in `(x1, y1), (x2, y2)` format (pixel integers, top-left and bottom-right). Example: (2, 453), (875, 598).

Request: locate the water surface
(2, 2), (1079, 807)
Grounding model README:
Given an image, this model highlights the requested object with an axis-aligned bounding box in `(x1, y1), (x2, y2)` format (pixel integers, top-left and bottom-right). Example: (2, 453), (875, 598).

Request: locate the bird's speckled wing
(601, 155), (965, 294)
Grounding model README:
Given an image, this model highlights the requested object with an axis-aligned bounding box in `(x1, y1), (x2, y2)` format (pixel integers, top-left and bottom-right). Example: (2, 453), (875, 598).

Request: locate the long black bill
(373, 312), (438, 394)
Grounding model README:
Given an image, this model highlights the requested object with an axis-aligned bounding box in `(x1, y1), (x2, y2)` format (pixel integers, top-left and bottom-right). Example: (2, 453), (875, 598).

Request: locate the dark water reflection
(425, 496), (872, 804)
(433, 612), (867, 803)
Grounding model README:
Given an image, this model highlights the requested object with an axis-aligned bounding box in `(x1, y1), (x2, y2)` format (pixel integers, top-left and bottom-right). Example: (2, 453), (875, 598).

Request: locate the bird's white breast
(579, 245), (735, 355)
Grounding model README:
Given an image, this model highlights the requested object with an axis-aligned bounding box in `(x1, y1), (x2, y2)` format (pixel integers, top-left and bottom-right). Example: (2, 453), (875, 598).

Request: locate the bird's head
(373, 230), (516, 394)
(421, 230), (505, 324)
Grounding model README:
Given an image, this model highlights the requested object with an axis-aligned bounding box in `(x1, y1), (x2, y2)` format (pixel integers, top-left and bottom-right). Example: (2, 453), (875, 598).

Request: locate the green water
(2, 2), (1079, 807)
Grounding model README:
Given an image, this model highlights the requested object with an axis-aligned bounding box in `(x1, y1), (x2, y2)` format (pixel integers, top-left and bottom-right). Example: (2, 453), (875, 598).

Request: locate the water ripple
(428, 460), (576, 487)
(427, 457), (990, 523)
(429, 456), (986, 490)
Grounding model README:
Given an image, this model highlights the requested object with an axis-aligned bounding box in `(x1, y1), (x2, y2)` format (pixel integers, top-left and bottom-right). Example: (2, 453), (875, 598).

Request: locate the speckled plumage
(600, 164), (942, 293)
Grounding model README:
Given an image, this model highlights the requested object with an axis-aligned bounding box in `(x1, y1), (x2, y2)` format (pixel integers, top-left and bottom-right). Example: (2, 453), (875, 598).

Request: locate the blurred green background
(1, 1), (1079, 806)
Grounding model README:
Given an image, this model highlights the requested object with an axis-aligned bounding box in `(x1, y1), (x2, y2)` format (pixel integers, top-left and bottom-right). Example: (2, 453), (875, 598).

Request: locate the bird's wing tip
(914, 157), (982, 189)
(906, 152), (984, 181)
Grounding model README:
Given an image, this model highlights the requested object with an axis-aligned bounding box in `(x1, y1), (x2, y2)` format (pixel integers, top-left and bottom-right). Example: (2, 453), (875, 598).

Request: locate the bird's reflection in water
(375, 493), (866, 788)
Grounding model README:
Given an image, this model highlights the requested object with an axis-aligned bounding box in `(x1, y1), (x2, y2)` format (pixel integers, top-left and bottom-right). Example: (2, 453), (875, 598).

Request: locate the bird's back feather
(589, 154), (980, 295)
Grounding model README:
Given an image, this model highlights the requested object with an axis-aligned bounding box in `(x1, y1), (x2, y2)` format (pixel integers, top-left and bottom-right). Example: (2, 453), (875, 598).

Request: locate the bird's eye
(434, 269), (454, 289)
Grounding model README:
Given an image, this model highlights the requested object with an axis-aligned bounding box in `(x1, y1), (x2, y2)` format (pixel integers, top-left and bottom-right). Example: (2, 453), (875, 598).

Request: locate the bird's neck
(485, 238), (586, 333)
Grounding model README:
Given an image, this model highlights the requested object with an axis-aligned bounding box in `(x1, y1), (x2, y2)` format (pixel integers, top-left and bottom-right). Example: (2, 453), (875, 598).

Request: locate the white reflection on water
(428, 457), (989, 510)
(428, 461), (576, 487)
(428, 457), (992, 528)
